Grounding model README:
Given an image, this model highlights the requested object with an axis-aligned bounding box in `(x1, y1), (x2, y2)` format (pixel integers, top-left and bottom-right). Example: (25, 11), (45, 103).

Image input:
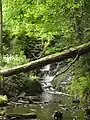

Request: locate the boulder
(53, 111), (63, 120)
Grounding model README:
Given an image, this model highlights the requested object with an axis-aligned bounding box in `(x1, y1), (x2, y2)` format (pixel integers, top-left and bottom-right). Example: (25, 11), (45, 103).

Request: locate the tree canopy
(2, 0), (90, 56)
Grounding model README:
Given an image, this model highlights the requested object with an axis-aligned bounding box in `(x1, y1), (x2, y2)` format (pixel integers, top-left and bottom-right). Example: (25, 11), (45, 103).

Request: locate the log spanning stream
(1, 63), (87, 120)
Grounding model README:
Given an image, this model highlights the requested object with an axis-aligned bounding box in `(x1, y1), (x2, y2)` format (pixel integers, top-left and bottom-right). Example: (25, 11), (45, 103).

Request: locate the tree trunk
(0, 0), (3, 67)
(0, 42), (90, 77)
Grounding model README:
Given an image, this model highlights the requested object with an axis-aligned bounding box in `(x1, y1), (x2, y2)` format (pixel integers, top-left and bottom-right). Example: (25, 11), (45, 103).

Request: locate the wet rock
(72, 97), (80, 103)
(25, 96), (33, 104)
(85, 108), (90, 117)
(17, 99), (29, 104)
(9, 97), (17, 102)
(9, 116), (23, 120)
(17, 96), (33, 104)
(85, 101), (90, 107)
(73, 106), (77, 110)
(53, 111), (63, 120)
(5, 113), (37, 120)
(61, 107), (69, 111)
(73, 115), (77, 120)
(73, 118), (76, 120)
(31, 97), (41, 102)
(14, 102), (22, 106)
(28, 99), (33, 104)
(17, 92), (26, 99)
(87, 101), (90, 105)
(43, 100), (49, 104)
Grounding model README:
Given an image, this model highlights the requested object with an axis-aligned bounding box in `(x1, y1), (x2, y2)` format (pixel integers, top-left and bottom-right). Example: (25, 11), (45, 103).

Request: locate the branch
(53, 53), (79, 79)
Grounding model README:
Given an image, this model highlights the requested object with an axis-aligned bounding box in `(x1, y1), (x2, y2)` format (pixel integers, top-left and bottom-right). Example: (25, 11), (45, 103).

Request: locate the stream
(1, 63), (87, 120)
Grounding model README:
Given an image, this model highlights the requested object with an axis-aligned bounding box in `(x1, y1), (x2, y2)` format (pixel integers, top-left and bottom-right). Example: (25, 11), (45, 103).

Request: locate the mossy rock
(0, 74), (43, 97)
(0, 95), (8, 107)
(22, 80), (43, 95)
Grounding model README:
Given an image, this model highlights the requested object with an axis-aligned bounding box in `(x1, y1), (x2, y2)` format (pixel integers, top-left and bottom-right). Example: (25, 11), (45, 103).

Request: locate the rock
(43, 100), (49, 104)
(86, 101), (90, 106)
(0, 95), (8, 107)
(30, 96), (41, 102)
(72, 97), (80, 103)
(53, 111), (63, 120)
(5, 113), (37, 119)
(85, 108), (90, 117)
(26, 97), (33, 104)
(17, 99), (29, 104)
(17, 96), (33, 104)
(28, 99), (33, 104)
(17, 92), (26, 99)
(9, 116), (23, 120)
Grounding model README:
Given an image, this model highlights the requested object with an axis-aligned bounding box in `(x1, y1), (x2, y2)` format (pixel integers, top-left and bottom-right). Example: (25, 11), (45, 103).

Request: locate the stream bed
(5, 92), (85, 120)
(0, 63), (88, 120)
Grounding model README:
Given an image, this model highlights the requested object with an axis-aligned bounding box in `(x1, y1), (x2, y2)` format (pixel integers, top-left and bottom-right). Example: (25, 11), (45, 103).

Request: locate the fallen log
(0, 42), (90, 77)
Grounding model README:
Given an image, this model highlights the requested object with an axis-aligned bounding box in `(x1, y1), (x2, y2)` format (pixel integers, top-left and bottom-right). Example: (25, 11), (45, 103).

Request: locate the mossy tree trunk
(0, 42), (90, 77)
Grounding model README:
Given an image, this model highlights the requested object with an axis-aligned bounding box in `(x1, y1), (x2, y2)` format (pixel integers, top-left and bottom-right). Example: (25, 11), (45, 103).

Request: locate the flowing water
(5, 63), (86, 120)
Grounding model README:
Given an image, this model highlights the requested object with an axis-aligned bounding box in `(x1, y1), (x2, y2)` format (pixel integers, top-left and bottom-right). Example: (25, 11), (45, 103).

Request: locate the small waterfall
(39, 62), (72, 96)
(40, 63), (62, 93)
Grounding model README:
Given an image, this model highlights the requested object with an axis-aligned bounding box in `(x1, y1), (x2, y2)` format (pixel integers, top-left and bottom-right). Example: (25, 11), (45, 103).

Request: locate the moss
(0, 95), (8, 106)
(0, 73), (43, 97)
(22, 80), (43, 95)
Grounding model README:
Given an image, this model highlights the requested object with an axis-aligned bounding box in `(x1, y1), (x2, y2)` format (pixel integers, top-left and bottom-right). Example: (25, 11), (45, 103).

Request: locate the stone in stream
(17, 92), (26, 99)
(85, 108), (90, 117)
(27, 96), (41, 102)
(9, 116), (23, 120)
(72, 97), (80, 103)
(5, 113), (37, 120)
(53, 111), (63, 120)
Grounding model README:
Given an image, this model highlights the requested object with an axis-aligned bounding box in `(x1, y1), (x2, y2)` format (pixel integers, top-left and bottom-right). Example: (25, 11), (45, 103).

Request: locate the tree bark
(0, 42), (90, 77)
(0, 0), (3, 66)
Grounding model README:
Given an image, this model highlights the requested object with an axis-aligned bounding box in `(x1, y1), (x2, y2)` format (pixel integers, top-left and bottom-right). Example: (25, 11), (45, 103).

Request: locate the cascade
(39, 62), (73, 100)
(40, 63), (60, 93)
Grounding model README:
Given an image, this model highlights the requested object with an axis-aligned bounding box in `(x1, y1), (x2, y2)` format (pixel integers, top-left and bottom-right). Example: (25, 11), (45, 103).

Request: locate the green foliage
(68, 73), (90, 98)
(3, 0), (86, 55)
(1, 51), (28, 68)
(12, 35), (43, 59)
(0, 95), (8, 104)
(3, 0), (90, 52)
(2, 30), (12, 54)
(67, 53), (90, 98)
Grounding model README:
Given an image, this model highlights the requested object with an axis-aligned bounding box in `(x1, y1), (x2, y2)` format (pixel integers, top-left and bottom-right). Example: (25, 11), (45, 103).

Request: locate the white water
(40, 64), (50, 72)
(40, 62), (73, 96)
(40, 63), (62, 93)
